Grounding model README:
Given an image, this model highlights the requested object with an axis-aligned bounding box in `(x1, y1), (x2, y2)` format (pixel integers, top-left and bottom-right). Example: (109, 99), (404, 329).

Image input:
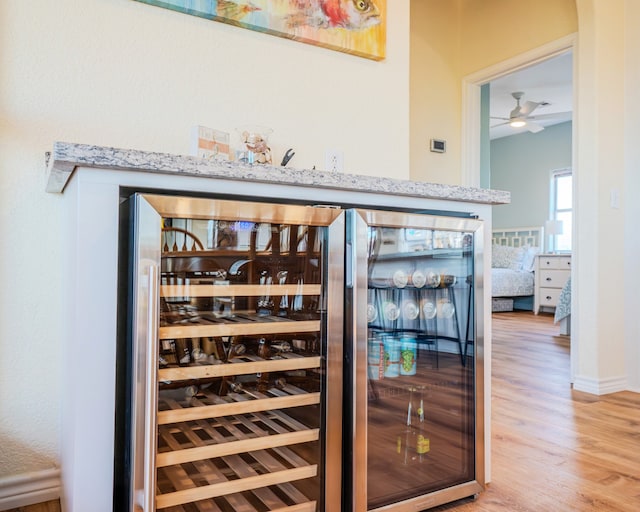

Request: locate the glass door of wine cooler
(347, 209), (484, 512)
(120, 194), (344, 512)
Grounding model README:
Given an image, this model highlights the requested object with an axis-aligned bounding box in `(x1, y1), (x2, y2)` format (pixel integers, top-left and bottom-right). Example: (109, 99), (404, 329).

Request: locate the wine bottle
(270, 341), (292, 355)
(228, 381), (244, 393)
(228, 338), (246, 360)
(190, 338), (208, 365)
(397, 386), (416, 465)
(257, 338), (270, 359)
(276, 269), (289, 317)
(416, 386), (430, 460)
(257, 375), (288, 393)
(219, 376), (243, 397)
(254, 338), (288, 356)
(175, 338), (191, 366)
(159, 339), (176, 367)
(210, 337), (227, 362)
(256, 338), (271, 391)
(257, 270), (274, 316)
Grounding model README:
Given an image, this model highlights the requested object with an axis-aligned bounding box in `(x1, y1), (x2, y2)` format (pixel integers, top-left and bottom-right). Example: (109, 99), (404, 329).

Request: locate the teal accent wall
(480, 83), (491, 188)
(491, 121), (572, 229)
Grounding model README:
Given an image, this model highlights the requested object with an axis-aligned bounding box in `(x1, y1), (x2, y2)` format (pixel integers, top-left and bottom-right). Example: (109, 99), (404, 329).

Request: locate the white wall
(444, 0), (640, 395)
(573, 0), (637, 393)
(0, 0), (410, 478)
(624, 0), (640, 392)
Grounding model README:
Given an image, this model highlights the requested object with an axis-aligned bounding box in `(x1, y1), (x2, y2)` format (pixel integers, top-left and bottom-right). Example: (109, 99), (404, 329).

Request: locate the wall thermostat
(430, 139), (446, 153)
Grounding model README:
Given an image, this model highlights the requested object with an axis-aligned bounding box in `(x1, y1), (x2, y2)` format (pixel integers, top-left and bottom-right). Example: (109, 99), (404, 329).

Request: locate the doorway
(463, 37), (576, 374)
(487, 51), (573, 253)
(464, 40), (577, 374)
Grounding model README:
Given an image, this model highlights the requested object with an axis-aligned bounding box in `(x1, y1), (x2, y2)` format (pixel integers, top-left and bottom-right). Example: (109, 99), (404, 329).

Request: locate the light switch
(610, 188), (620, 209)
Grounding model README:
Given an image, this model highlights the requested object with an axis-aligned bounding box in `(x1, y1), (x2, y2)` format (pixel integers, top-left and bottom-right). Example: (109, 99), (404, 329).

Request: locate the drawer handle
(546, 296), (552, 300)
(546, 277), (552, 282)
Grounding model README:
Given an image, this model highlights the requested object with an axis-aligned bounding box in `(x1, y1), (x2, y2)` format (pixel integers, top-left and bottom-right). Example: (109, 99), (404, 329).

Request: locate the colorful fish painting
(284, 0), (382, 29)
(134, 0), (386, 60)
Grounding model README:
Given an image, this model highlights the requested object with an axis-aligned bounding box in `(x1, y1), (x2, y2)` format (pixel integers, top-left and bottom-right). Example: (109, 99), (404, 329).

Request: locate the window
(550, 168), (572, 252)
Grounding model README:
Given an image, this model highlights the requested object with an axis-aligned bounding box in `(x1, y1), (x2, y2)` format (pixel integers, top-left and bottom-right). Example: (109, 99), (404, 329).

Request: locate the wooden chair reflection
(162, 226), (204, 252)
(161, 226), (210, 314)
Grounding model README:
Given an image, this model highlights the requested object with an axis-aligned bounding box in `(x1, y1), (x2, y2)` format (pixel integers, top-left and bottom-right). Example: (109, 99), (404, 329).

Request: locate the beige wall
(410, 0), (461, 184)
(0, 0), (410, 477)
(410, 0), (577, 184)
(3, 0), (639, 484)
(459, 0), (578, 76)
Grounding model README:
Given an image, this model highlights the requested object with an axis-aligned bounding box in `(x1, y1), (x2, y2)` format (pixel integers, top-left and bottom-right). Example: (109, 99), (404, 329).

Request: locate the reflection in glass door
(121, 194), (345, 512)
(349, 209), (484, 512)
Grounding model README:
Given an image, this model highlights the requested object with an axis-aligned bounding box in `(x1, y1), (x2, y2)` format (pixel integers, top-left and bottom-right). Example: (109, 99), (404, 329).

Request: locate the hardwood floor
(431, 311), (640, 512)
(4, 501), (61, 512)
(9, 312), (640, 512)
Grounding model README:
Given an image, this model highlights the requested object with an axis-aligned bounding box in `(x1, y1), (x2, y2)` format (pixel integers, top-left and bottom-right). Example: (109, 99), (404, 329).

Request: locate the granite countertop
(45, 141), (510, 205)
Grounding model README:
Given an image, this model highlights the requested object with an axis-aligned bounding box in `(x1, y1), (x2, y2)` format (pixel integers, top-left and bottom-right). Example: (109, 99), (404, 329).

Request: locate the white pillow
(492, 244), (525, 270)
(522, 246), (540, 272)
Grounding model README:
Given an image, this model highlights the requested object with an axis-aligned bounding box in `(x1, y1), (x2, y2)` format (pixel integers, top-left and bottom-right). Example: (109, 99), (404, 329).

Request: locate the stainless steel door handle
(142, 265), (159, 511)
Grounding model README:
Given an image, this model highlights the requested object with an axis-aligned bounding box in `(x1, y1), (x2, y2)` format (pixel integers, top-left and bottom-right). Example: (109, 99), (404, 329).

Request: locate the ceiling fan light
(510, 118), (526, 128)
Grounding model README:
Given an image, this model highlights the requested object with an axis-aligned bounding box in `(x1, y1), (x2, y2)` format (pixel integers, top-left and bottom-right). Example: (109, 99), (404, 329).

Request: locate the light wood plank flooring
(431, 311), (640, 511)
(4, 502), (60, 512)
(9, 311), (640, 512)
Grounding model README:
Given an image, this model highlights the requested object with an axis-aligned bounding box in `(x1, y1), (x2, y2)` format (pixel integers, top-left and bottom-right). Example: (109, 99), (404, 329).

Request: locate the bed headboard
(492, 226), (544, 248)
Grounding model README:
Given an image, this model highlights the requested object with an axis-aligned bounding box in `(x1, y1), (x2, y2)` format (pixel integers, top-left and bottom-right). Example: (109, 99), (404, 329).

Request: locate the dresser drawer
(535, 254), (571, 314)
(539, 269), (570, 289)
(538, 287), (562, 307)
(538, 256), (571, 270)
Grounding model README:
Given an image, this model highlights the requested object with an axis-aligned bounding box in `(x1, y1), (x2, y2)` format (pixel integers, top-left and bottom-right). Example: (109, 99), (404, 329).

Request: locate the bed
(491, 226), (543, 312)
(554, 276), (571, 335)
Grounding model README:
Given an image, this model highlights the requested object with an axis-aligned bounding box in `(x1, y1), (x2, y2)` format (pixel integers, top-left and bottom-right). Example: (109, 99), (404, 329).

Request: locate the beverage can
(368, 336), (384, 380)
(417, 434), (430, 454)
(383, 301), (400, 322)
(425, 271), (440, 288)
(402, 300), (419, 320)
(437, 299), (455, 319)
(368, 336), (382, 363)
(383, 336), (401, 378)
(399, 336), (417, 375)
(392, 269), (409, 288)
(410, 269), (427, 288)
(367, 303), (378, 323)
(421, 299), (437, 320)
(368, 364), (384, 381)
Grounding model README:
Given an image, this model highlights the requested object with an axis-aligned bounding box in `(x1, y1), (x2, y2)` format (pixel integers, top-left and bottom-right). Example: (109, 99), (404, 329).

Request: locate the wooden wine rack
(161, 284), (322, 299)
(155, 282), (323, 512)
(159, 319), (320, 342)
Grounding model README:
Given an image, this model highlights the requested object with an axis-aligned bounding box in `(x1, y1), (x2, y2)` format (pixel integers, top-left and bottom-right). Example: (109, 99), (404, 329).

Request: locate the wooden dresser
(534, 254), (571, 314)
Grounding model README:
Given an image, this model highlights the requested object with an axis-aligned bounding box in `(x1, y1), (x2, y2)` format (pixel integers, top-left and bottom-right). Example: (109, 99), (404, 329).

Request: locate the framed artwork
(190, 125), (231, 161)
(134, 0), (386, 60)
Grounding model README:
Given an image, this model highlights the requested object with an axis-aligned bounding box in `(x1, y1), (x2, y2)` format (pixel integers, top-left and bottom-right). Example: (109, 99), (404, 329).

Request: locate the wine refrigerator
(345, 209), (484, 512)
(115, 194), (484, 512)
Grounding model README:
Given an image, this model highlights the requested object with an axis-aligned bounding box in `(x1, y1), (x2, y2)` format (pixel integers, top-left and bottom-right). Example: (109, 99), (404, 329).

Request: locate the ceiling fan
(491, 91), (569, 134)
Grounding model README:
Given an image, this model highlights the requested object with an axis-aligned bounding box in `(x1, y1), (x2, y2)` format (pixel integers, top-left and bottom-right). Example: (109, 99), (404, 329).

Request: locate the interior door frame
(461, 33), (577, 188)
(460, 33), (578, 397)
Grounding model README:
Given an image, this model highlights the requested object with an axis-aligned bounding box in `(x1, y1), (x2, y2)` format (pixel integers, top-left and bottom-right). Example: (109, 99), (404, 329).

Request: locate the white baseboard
(573, 375), (627, 395)
(0, 468), (60, 511)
